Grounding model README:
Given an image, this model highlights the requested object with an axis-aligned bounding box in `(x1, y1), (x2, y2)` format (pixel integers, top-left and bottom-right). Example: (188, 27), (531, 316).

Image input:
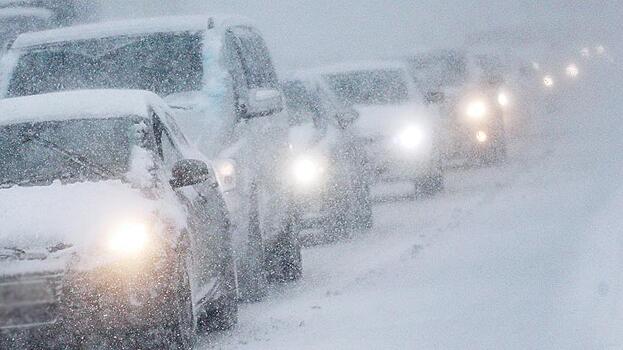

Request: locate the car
(0, 15), (298, 301)
(0, 90), (237, 348)
(405, 50), (508, 165)
(0, 7), (53, 52)
(281, 75), (373, 242)
(314, 61), (445, 196)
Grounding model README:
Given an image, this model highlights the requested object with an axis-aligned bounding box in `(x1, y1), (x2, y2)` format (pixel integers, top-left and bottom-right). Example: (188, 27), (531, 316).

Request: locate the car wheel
(197, 256), (239, 331)
(352, 182), (374, 230)
(164, 259), (195, 349)
(237, 181), (269, 302)
(415, 169), (445, 197)
(266, 211), (303, 282)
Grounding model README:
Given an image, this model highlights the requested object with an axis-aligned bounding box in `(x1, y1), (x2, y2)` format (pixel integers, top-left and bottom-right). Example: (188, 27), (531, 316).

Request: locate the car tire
(352, 182), (373, 230)
(163, 259), (195, 349)
(237, 182), (269, 302)
(415, 168), (445, 197)
(266, 211), (303, 283)
(197, 293), (239, 332)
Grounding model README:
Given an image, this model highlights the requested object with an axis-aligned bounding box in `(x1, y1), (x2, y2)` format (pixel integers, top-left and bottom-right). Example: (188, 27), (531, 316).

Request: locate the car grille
(0, 273), (64, 330)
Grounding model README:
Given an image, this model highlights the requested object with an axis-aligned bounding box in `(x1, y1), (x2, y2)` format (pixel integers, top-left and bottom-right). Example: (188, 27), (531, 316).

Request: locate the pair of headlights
(464, 91), (511, 120)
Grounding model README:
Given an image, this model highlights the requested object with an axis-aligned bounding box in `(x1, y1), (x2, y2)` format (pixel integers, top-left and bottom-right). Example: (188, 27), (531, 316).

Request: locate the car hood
(0, 180), (185, 257)
(352, 102), (439, 139)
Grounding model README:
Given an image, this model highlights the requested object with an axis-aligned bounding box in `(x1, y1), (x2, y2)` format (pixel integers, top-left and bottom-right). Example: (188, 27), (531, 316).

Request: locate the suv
(281, 75), (372, 243)
(0, 90), (236, 348)
(405, 50), (507, 164)
(0, 15), (298, 300)
(315, 61), (445, 196)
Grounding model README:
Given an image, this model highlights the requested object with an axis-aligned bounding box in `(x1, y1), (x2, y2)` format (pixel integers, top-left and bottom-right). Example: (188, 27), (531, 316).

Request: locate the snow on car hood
(352, 102), (439, 139)
(0, 180), (186, 254)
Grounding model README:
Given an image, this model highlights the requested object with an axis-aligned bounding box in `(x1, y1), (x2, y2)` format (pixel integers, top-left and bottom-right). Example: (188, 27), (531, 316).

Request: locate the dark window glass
(233, 28), (277, 89)
(0, 117), (142, 186)
(8, 32), (204, 98)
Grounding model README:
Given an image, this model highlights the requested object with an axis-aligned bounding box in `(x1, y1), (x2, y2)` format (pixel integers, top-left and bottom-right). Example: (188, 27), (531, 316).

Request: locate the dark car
(0, 89), (237, 349)
(281, 76), (373, 242)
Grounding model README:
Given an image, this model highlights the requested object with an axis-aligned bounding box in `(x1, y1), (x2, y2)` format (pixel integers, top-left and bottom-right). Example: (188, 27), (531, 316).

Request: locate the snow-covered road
(198, 63), (623, 350)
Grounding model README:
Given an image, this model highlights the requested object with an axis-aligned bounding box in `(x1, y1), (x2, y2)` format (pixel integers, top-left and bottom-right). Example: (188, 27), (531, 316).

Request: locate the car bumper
(0, 259), (177, 335)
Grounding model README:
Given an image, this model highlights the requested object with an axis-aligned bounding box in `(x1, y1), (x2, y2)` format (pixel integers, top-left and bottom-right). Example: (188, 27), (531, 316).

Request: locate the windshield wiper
(20, 131), (116, 179)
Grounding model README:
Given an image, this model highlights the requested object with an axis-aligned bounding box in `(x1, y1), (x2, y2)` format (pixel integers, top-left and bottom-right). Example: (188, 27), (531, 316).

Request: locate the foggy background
(94, 0), (622, 72)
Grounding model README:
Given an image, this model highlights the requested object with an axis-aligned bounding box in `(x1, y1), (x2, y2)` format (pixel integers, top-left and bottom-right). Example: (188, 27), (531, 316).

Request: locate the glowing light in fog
(476, 131), (488, 143)
(397, 126), (424, 150)
(497, 92), (510, 107)
(108, 222), (149, 255)
(565, 64), (579, 79)
(543, 75), (555, 88)
(581, 48), (591, 58)
(466, 100), (488, 120)
(595, 45), (606, 55)
(531, 61), (540, 71)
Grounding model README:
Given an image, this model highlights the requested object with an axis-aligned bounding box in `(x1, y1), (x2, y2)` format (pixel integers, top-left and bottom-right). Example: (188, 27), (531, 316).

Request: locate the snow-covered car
(0, 15), (297, 301)
(0, 7), (53, 52)
(317, 61), (445, 195)
(0, 90), (237, 348)
(281, 76), (373, 241)
(405, 50), (507, 164)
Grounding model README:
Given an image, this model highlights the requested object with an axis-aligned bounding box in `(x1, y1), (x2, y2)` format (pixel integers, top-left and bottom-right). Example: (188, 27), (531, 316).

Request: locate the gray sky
(95, 1), (622, 71)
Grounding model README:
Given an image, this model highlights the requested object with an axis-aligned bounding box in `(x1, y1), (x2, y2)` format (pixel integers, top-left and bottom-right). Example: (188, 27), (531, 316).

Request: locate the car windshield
(7, 32), (203, 98)
(0, 117), (141, 187)
(282, 81), (322, 127)
(325, 69), (409, 105)
(406, 52), (468, 91)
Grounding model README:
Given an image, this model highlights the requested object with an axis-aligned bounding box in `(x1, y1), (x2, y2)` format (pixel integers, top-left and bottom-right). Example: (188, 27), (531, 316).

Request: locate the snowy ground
(197, 63), (623, 350)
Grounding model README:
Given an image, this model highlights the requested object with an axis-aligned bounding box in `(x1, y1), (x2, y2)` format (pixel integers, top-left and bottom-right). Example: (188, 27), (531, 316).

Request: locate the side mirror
(424, 91), (446, 105)
(335, 109), (359, 129)
(170, 159), (210, 189)
(245, 88), (284, 118)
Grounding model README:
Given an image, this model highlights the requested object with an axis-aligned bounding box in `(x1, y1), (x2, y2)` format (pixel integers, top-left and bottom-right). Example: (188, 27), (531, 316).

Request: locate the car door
(152, 111), (222, 305)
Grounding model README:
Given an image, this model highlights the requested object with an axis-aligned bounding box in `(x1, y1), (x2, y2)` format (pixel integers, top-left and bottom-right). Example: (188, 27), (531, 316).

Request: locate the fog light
(543, 75), (554, 88)
(476, 131), (488, 143)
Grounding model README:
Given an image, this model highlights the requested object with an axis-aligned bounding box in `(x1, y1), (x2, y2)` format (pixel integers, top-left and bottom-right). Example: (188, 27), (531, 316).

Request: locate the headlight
(497, 92), (510, 107)
(476, 130), (488, 143)
(543, 75), (555, 88)
(565, 64), (579, 79)
(595, 45), (605, 56)
(580, 47), (590, 58)
(107, 222), (150, 255)
(291, 156), (324, 187)
(466, 100), (488, 120)
(397, 126), (424, 150)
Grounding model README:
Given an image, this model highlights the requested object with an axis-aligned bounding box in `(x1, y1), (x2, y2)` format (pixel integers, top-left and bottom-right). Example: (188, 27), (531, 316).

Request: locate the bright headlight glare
(217, 160), (235, 177)
(497, 92), (510, 107)
(476, 130), (488, 143)
(565, 64), (579, 78)
(291, 157), (323, 186)
(543, 75), (555, 88)
(398, 126), (424, 150)
(466, 100), (488, 119)
(107, 222), (149, 255)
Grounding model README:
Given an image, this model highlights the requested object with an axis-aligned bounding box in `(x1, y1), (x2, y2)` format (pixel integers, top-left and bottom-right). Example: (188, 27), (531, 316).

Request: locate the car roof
(0, 89), (164, 125)
(307, 60), (408, 76)
(0, 7), (53, 21)
(11, 14), (252, 49)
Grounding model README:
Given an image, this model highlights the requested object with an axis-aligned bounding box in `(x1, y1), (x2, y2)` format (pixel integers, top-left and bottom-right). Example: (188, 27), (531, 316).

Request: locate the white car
(0, 90), (236, 348)
(0, 15), (296, 301)
(315, 61), (445, 195)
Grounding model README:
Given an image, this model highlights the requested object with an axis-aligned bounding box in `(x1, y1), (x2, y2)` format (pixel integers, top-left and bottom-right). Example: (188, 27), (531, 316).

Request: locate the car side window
(231, 27), (278, 89)
(224, 30), (249, 119)
(152, 113), (183, 169)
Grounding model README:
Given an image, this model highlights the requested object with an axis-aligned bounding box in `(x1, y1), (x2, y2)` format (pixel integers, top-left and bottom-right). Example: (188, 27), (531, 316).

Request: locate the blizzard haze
(95, 0), (622, 71)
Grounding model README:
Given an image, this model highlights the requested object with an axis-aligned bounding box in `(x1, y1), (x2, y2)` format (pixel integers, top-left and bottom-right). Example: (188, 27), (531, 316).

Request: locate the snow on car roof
(0, 89), (162, 125)
(307, 60), (408, 76)
(11, 15), (252, 49)
(0, 7), (53, 20)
